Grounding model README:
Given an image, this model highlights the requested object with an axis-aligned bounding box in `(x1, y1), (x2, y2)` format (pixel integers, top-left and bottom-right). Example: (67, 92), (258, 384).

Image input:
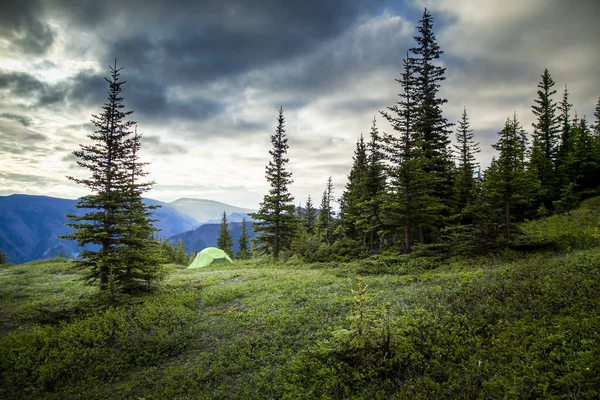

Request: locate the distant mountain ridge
(0, 194), (258, 263)
(0, 194), (198, 263)
(169, 198), (255, 225)
(201, 212), (255, 225)
(170, 222), (256, 255)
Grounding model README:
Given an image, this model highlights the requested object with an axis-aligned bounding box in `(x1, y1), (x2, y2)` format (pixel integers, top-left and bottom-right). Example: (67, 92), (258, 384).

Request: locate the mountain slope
(170, 222), (256, 254)
(169, 198), (255, 224)
(201, 212), (256, 225)
(0, 195), (199, 263)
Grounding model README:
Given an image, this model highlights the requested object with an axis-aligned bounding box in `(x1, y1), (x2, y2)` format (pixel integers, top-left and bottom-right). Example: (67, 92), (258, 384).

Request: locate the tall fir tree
(567, 117), (600, 198)
(119, 127), (161, 290)
(381, 50), (429, 252)
(409, 8), (454, 242)
(339, 134), (368, 243)
(303, 195), (317, 234)
(487, 113), (539, 239)
(593, 97), (600, 137)
(175, 239), (188, 265)
(237, 217), (250, 259)
(381, 54), (424, 253)
(556, 85), (573, 189)
(317, 176), (335, 244)
(454, 107), (480, 214)
(359, 117), (386, 251)
(217, 211), (234, 257)
(252, 107), (295, 259)
(530, 68), (560, 208)
(63, 61), (157, 292)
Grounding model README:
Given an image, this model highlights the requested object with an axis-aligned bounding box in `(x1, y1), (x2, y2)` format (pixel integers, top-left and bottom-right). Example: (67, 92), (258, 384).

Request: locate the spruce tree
(252, 107), (295, 259)
(317, 177), (335, 244)
(63, 61), (157, 291)
(119, 127), (161, 290)
(568, 117), (600, 197)
(359, 117), (386, 251)
(175, 239), (188, 265)
(593, 97), (600, 137)
(339, 134), (368, 243)
(487, 113), (539, 239)
(409, 8), (454, 241)
(454, 107), (480, 214)
(217, 211), (234, 257)
(530, 68), (560, 208)
(303, 195), (317, 234)
(556, 85), (573, 190)
(237, 217), (250, 259)
(380, 52), (427, 252)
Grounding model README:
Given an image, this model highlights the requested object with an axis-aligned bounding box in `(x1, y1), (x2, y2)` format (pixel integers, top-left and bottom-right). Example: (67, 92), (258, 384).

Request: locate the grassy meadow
(1, 199), (600, 399)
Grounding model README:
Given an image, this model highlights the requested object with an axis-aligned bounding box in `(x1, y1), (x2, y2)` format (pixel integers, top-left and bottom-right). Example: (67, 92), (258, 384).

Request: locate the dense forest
(251, 9), (600, 263)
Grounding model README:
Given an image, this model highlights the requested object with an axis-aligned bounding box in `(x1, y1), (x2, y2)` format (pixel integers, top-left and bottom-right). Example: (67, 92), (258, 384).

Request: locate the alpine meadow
(1, 2), (600, 399)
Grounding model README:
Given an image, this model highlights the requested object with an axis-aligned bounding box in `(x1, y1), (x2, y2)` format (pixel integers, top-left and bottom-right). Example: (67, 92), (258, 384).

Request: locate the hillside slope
(169, 198), (255, 224)
(1, 199), (599, 399)
(0, 194), (199, 263)
(170, 221), (256, 253)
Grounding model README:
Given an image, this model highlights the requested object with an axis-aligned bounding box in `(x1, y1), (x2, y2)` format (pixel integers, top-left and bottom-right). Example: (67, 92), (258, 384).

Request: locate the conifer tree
(175, 239), (188, 265)
(380, 52), (427, 252)
(63, 61), (157, 291)
(487, 113), (539, 239)
(317, 176), (335, 244)
(454, 107), (480, 214)
(530, 68), (560, 208)
(237, 217), (250, 259)
(359, 117), (386, 251)
(556, 85), (573, 189)
(593, 97), (600, 137)
(252, 107), (295, 259)
(119, 127), (161, 290)
(409, 8), (454, 241)
(303, 195), (317, 234)
(217, 211), (234, 257)
(339, 134), (368, 242)
(568, 117), (600, 197)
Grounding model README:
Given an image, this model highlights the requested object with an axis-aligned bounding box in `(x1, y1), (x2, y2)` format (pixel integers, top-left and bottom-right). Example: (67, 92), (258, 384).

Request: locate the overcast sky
(1, 0), (599, 209)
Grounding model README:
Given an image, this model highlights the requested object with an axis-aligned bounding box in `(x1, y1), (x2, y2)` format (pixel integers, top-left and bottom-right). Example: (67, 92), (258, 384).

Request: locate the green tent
(188, 247), (233, 268)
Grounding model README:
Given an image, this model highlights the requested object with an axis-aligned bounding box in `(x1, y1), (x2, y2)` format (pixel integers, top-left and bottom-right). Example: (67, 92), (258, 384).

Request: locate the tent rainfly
(188, 247), (233, 268)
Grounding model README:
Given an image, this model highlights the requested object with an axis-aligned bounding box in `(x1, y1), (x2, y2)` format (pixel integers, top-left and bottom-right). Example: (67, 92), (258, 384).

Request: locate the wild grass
(1, 200), (599, 399)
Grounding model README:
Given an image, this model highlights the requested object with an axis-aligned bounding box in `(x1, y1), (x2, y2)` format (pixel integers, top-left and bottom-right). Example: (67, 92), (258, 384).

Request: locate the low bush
(0, 292), (200, 398)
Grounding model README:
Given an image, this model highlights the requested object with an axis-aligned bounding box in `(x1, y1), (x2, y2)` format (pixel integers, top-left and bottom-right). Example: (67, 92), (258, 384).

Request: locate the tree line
(251, 8), (600, 261)
(63, 8), (600, 294)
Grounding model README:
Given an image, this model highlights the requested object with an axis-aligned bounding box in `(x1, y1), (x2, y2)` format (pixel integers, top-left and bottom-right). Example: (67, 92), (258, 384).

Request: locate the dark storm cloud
(0, 67), (223, 123)
(247, 13), (414, 101)
(0, 0), (54, 54)
(0, 70), (66, 107)
(47, 0), (383, 84)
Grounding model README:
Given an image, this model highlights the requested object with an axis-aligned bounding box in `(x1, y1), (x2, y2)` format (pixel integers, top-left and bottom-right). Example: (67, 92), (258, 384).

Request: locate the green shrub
(0, 292), (200, 397)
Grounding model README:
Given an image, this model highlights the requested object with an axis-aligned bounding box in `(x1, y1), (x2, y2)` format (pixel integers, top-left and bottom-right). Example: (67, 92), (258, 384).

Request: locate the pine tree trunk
(419, 226), (425, 244)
